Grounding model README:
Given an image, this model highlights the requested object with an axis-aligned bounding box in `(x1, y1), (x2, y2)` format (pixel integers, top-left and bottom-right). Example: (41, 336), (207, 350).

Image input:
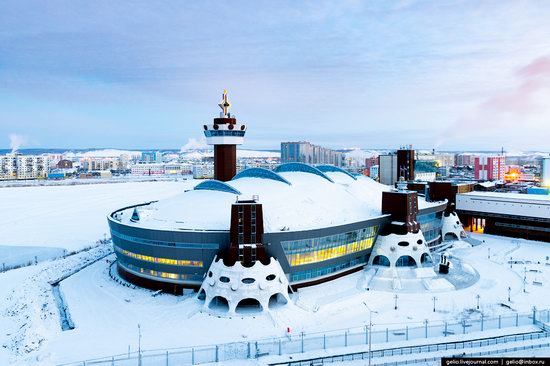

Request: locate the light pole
(394, 294), (399, 310)
(363, 301), (378, 366)
(523, 267), (527, 293)
(476, 294), (480, 310)
(138, 324), (142, 366)
(432, 296), (437, 312)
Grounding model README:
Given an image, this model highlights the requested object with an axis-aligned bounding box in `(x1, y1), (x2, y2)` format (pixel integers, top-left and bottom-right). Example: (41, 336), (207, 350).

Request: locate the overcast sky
(1, 0), (550, 151)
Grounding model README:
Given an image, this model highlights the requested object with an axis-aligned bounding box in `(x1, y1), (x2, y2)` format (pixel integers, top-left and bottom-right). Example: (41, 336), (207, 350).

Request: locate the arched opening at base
(395, 255), (417, 267)
(235, 298), (263, 314)
(268, 293), (288, 310)
(372, 255), (390, 267)
(208, 296), (229, 312)
(197, 289), (206, 301)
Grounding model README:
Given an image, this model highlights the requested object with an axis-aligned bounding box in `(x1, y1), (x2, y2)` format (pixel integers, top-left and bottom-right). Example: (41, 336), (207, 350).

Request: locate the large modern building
(456, 191), (550, 242)
(0, 153), (49, 180)
(474, 155), (505, 181)
(281, 141), (344, 167)
(108, 93), (448, 295)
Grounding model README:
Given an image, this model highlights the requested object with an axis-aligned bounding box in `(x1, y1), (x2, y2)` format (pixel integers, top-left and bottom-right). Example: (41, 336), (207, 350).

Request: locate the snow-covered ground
(0, 181), (194, 268)
(1, 232), (548, 365)
(0, 180), (548, 364)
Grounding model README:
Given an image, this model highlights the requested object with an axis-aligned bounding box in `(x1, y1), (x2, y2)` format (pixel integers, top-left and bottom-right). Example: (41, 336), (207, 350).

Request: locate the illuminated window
(281, 226), (378, 266)
(115, 245), (203, 267)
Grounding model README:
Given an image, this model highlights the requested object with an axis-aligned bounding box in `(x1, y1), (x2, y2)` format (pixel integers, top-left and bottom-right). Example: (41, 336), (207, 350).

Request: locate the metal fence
(274, 330), (550, 365)
(60, 308), (550, 366)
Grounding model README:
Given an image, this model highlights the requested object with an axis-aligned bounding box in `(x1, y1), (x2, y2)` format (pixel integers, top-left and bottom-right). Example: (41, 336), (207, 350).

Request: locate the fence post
(247, 342), (251, 359)
(533, 308), (537, 325)
(499, 315), (501, 329)
(166, 351), (169, 366)
(111, 356), (114, 366)
(406, 326), (409, 340)
(345, 331), (348, 347)
(215, 345), (219, 362)
(516, 313), (519, 327)
(365, 326), (368, 345)
(462, 320), (466, 334)
(192, 348), (195, 365)
(386, 328), (389, 342)
(444, 322), (447, 337)
(301, 332), (304, 353)
(279, 339), (282, 355)
(324, 333), (326, 350)
(481, 314), (484, 331)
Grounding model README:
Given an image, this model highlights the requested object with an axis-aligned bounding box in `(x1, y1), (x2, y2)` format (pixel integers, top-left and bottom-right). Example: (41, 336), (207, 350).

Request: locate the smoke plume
(9, 133), (29, 153)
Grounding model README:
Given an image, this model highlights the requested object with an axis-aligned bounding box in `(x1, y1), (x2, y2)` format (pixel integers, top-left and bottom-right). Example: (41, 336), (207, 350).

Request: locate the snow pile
(1, 244), (111, 362)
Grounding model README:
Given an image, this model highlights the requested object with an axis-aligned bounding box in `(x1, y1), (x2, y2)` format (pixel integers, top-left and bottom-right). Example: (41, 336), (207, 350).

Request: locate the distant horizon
(1, 147), (549, 155)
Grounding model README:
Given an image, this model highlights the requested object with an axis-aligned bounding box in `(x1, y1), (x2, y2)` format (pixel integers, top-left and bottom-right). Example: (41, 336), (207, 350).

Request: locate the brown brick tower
(203, 90), (247, 182)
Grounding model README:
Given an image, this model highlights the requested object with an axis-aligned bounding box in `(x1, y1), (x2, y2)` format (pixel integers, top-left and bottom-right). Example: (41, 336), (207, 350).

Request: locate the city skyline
(1, 1), (550, 151)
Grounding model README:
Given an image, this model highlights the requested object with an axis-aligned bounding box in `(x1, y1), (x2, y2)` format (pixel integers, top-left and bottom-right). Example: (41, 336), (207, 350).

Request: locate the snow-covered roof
(115, 168), (443, 233)
(460, 191), (550, 203)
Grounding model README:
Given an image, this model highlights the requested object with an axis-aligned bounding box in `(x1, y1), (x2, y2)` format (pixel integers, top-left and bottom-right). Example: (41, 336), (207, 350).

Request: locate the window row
(115, 245), (203, 267)
(290, 257), (363, 282)
(285, 237), (375, 267)
(111, 229), (219, 250)
(204, 130), (245, 137)
(281, 226), (379, 256)
(122, 262), (203, 281)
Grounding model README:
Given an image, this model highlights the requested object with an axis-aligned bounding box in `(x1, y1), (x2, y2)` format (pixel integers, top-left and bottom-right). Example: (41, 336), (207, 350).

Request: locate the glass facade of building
(281, 226), (378, 267)
(289, 257), (365, 282)
(115, 245), (203, 267)
(121, 262), (203, 282)
(417, 212), (443, 245)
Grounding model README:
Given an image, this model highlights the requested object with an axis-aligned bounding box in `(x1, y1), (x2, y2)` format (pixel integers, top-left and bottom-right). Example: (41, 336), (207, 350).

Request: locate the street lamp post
(394, 294), (399, 310)
(138, 324), (142, 366)
(363, 301), (378, 366)
(523, 267), (527, 293)
(432, 296), (437, 312)
(476, 294), (481, 310)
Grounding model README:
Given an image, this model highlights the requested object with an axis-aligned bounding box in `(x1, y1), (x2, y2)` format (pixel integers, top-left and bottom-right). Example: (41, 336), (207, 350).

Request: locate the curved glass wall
(316, 165), (357, 180)
(115, 245), (203, 267)
(232, 167), (291, 185)
(274, 163), (334, 183)
(194, 180), (242, 195)
(417, 212), (443, 245)
(120, 262), (203, 282)
(289, 257), (364, 282)
(281, 226), (378, 267)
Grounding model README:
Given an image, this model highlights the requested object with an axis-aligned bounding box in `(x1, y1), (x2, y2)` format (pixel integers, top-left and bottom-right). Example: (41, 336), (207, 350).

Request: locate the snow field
(43, 235), (550, 365)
